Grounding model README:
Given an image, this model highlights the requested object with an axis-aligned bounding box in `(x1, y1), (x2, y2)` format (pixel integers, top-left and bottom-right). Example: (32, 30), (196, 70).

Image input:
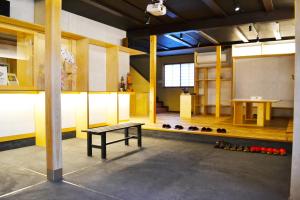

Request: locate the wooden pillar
(45, 0), (62, 182)
(149, 35), (157, 123)
(290, 0), (300, 199)
(215, 45), (222, 118)
(106, 46), (119, 91)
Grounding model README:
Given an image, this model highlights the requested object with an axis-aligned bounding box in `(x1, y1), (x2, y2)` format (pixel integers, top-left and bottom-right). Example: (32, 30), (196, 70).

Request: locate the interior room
(0, 0), (299, 200)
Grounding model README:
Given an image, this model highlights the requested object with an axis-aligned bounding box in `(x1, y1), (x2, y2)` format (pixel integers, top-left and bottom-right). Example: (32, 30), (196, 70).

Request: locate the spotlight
(146, 16), (151, 25)
(234, 0), (240, 12)
(180, 33), (183, 39)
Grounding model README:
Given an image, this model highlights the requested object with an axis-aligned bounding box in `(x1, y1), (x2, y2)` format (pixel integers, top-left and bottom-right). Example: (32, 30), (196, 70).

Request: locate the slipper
(206, 127), (213, 132)
(188, 126), (199, 131)
(201, 127), (207, 132)
(221, 128), (227, 133)
(217, 128), (222, 133)
(230, 145), (237, 151)
(175, 125), (184, 130)
(237, 146), (244, 151)
(224, 144), (231, 150)
(162, 124), (171, 129)
(243, 146), (250, 152)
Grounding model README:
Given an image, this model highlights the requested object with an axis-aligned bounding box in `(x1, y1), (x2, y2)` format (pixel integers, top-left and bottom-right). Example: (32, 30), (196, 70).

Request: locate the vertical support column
(257, 103), (266, 127)
(215, 46), (222, 118)
(149, 35), (157, 123)
(193, 52), (199, 115)
(203, 68), (208, 115)
(233, 102), (243, 125)
(290, 0), (300, 199)
(45, 0), (62, 182)
(106, 46), (119, 91)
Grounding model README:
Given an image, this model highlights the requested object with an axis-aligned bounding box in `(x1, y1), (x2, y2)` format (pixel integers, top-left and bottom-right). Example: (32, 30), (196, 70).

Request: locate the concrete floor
(0, 133), (291, 200)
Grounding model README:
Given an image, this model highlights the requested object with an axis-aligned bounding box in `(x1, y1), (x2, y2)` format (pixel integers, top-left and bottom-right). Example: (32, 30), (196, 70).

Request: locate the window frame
(163, 62), (194, 88)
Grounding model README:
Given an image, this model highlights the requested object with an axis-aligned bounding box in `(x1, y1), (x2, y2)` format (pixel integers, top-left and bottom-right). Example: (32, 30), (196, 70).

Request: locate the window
(164, 63), (194, 87)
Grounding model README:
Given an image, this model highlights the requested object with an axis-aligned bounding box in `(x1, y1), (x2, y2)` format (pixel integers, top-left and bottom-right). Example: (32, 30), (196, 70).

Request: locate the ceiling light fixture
(180, 33), (183, 39)
(234, 0), (240, 12)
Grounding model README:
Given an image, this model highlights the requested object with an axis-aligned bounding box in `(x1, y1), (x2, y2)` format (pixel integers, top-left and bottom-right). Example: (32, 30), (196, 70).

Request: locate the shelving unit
(0, 16), (145, 145)
(193, 46), (233, 117)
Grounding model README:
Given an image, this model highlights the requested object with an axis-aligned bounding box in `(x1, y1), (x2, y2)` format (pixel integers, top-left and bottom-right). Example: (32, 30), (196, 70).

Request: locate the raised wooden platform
(130, 113), (292, 143)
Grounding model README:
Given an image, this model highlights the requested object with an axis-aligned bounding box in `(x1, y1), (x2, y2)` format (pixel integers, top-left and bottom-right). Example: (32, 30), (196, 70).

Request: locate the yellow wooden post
(149, 35), (157, 123)
(203, 68), (208, 115)
(233, 102), (243, 125)
(215, 46), (222, 118)
(193, 52), (199, 115)
(257, 102), (266, 127)
(106, 46), (119, 91)
(265, 102), (272, 120)
(45, 0), (63, 182)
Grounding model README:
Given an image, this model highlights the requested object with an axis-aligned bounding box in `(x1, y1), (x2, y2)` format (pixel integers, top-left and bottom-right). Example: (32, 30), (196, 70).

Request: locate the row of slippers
(214, 141), (287, 156)
(162, 124), (227, 133)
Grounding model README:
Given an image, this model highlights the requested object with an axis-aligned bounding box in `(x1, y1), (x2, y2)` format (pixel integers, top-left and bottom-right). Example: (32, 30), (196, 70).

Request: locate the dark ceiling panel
(215, 0), (264, 16)
(273, 0), (294, 8)
(62, 0), (136, 30)
(202, 26), (245, 43)
(165, 0), (216, 20)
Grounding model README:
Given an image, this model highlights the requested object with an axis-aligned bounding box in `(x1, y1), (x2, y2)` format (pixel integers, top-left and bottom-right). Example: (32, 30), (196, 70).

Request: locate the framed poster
(0, 65), (8, 85)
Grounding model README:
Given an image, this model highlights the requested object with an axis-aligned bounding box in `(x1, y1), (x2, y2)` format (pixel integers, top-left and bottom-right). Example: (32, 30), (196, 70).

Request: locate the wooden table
(232, 99), (280, 127)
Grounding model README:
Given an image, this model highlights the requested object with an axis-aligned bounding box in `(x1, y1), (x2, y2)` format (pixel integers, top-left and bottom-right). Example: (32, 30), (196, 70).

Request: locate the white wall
(0, 94), (36, 137)
(61, 11), (126, 45)
(119, 52), (130, 80)
(235, 55), (295, 109)
(8, 0), (34, 23)
(89, 45), (106, 91)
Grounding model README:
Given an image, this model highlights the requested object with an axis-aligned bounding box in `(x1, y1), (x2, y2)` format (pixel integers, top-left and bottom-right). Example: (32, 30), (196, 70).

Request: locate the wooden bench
(82, 123), (144, 159)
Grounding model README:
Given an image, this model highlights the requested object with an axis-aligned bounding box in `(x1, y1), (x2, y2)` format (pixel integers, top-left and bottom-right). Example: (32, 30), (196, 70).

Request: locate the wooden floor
(130, 113), (293, 142)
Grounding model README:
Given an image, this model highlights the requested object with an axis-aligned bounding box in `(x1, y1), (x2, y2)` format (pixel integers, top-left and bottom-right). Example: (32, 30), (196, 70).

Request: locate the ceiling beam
(158, 43), (169, 50)
(272, 22), (282, 40)
(201, 0), (227, 16)
(262, 0), (274, 12)
(198, 30), (219, 44)
(164, 34), (193, 47)
(128, 8), (294, 38)
(79, 0), (144, 24)
(235, 27), (249, 42)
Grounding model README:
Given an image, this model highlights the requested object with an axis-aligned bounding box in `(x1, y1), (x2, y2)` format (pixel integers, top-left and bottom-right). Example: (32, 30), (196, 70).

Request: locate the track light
(234, 0), (240, 12)
(146, 16), (151, 25)
(180, 33), (183, 39)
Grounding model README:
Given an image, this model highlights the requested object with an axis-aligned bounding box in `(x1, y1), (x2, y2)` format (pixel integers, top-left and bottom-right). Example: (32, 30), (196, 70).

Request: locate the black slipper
(162, 124), (171, 129)
(217, 128), (222, 133)
(201, 127), (207, 132)
(221, 129), (227, 133)
(175, 125), (184, 130)
(224, 144), (231, 150)
(237, 146), (244, 151)
(206, 127), (213, 132)
(193, 126), (199, 131)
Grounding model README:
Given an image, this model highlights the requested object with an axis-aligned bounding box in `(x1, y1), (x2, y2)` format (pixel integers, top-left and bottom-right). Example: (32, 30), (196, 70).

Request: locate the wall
(89, 45), (106, 91)
(8, 0), (34, 23)
(234, 55), (295, 117)
(34, 1), (126, 45)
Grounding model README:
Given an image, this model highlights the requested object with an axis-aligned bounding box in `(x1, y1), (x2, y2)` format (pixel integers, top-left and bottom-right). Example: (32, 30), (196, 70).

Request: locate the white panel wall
(119, 52), (130, 80)
(89, 94), (108, 125)
(8, 0), (34, 23)
(61, 94), (77, 129)
(89, 45), (106, 91)
(235, 55), (295, 108)
(0, 94), (36, 137)
(61, 11), (126, 45)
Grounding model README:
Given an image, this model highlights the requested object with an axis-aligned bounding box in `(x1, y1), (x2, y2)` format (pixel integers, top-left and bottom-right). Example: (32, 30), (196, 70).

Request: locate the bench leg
(87, 133), (92, 157)
(101, 133), (107, 159)
(124, 128), (129, 146)
(137, 125), (142, 147)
